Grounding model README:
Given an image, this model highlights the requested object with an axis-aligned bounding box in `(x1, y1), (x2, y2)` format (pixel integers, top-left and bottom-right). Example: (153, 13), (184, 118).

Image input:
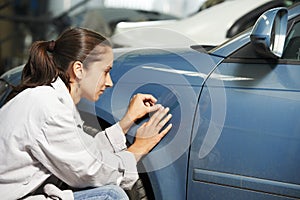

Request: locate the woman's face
(80, 46), (114, 102)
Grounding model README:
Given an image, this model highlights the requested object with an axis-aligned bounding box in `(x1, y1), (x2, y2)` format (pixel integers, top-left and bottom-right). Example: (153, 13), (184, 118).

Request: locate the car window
(282, 20), (300, 60)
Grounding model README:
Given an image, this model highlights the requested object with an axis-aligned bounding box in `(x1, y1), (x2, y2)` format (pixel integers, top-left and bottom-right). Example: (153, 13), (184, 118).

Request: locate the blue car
(1, 3), (300, 200)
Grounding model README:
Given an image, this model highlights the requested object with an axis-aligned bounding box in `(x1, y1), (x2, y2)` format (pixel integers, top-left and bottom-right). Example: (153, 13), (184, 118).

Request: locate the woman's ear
(71, 61), (85, 80)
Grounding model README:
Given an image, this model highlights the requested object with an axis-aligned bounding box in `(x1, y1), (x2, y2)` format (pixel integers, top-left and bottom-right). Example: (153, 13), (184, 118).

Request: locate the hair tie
(47, 40), (56, 52)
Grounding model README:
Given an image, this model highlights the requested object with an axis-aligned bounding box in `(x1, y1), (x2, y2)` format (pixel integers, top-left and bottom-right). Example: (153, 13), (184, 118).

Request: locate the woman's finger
(147, 106), (164, 124)
(158, 123), (173, 139)
(156, 113), (172, 131)
(140, 94), (157, 104)
(152, 107), (170, 126)
(148, 104), (162, 113)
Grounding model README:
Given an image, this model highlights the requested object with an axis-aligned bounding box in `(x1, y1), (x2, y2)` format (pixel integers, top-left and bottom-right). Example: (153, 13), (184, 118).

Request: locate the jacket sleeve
(30, 113), (138, 190)
(94, 123), (127, 153)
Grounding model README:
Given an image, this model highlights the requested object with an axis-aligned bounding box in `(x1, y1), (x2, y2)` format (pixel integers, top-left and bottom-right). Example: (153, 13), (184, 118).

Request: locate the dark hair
(7, 27), (111, 101)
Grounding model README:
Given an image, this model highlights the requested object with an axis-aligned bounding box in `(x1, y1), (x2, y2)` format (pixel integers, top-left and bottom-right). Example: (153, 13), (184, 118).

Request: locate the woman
(0, 27), (172, 199)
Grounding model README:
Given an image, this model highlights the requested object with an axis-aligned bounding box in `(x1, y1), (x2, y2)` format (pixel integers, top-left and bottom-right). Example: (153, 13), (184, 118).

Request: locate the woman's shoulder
(0, 85), (64, 124)
(18, 85), (68, 113)
(3, 83), (74, 121)
(25, 85), (58, 102)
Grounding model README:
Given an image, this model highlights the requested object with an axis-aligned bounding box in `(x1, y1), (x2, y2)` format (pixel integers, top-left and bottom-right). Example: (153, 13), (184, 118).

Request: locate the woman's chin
(93, 94), (102, 102)
(85, 92), (102, 102)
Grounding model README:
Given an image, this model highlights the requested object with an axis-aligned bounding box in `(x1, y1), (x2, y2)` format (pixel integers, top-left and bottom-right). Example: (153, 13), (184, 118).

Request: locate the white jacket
(0, 77), (138, 200)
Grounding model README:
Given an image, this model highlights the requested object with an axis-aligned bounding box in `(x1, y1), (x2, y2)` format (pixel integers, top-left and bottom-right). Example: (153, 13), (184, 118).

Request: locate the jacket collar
(50, 77), (84, 127)
(50, 77), (74, 111)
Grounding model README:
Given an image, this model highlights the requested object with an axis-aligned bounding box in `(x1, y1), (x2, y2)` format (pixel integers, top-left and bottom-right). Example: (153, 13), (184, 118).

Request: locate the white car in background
(111, 0), (295, 48)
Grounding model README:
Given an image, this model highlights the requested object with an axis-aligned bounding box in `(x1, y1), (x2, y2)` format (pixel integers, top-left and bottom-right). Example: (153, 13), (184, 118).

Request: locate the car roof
(112, 0), (274, 47)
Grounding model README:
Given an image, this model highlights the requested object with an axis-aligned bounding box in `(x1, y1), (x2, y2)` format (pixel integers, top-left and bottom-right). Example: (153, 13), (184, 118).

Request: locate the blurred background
(0, 0), (206, 75)
(0, 0), (297, 76)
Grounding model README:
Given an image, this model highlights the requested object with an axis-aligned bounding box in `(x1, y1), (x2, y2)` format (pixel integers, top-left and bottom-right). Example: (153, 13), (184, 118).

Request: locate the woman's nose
(105, 73), (113, 88)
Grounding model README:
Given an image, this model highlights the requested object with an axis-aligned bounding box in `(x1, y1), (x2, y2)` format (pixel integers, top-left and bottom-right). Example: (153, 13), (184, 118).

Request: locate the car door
(187, 18), (300, 199)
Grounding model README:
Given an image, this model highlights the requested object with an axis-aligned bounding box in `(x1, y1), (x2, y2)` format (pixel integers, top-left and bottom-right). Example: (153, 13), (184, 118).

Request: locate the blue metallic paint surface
(188, 5), (300, 199)
(189, 61), (300, 199)
(78, 48), (220, 200)
(288, 2), (300, 20)
(1, 4), (300, 200)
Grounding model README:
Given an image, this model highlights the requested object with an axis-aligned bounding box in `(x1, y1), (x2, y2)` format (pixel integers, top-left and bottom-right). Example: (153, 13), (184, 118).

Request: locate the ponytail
(7, 40), (69, 101)
(22, 41), (57, 88)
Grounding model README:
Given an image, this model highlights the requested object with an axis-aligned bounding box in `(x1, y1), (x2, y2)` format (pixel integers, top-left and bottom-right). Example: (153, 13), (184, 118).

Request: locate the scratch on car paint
(142, 66), (253, 81)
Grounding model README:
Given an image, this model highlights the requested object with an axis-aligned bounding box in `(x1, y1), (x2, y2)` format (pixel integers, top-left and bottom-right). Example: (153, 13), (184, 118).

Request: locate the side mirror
(250, 7), (288, 58)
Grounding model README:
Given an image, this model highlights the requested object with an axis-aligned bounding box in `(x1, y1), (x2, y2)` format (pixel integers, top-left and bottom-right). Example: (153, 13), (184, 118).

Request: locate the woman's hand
(119, 93), (161, 133)
(127, 106), (172, 161)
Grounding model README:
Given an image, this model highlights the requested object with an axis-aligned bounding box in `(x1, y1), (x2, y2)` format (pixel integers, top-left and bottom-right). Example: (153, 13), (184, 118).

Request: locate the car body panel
(185, 7), (300, 198)
(188, 60), (300, 199)
(76, 48), (222, 199)
(1, 4), (300, 200)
